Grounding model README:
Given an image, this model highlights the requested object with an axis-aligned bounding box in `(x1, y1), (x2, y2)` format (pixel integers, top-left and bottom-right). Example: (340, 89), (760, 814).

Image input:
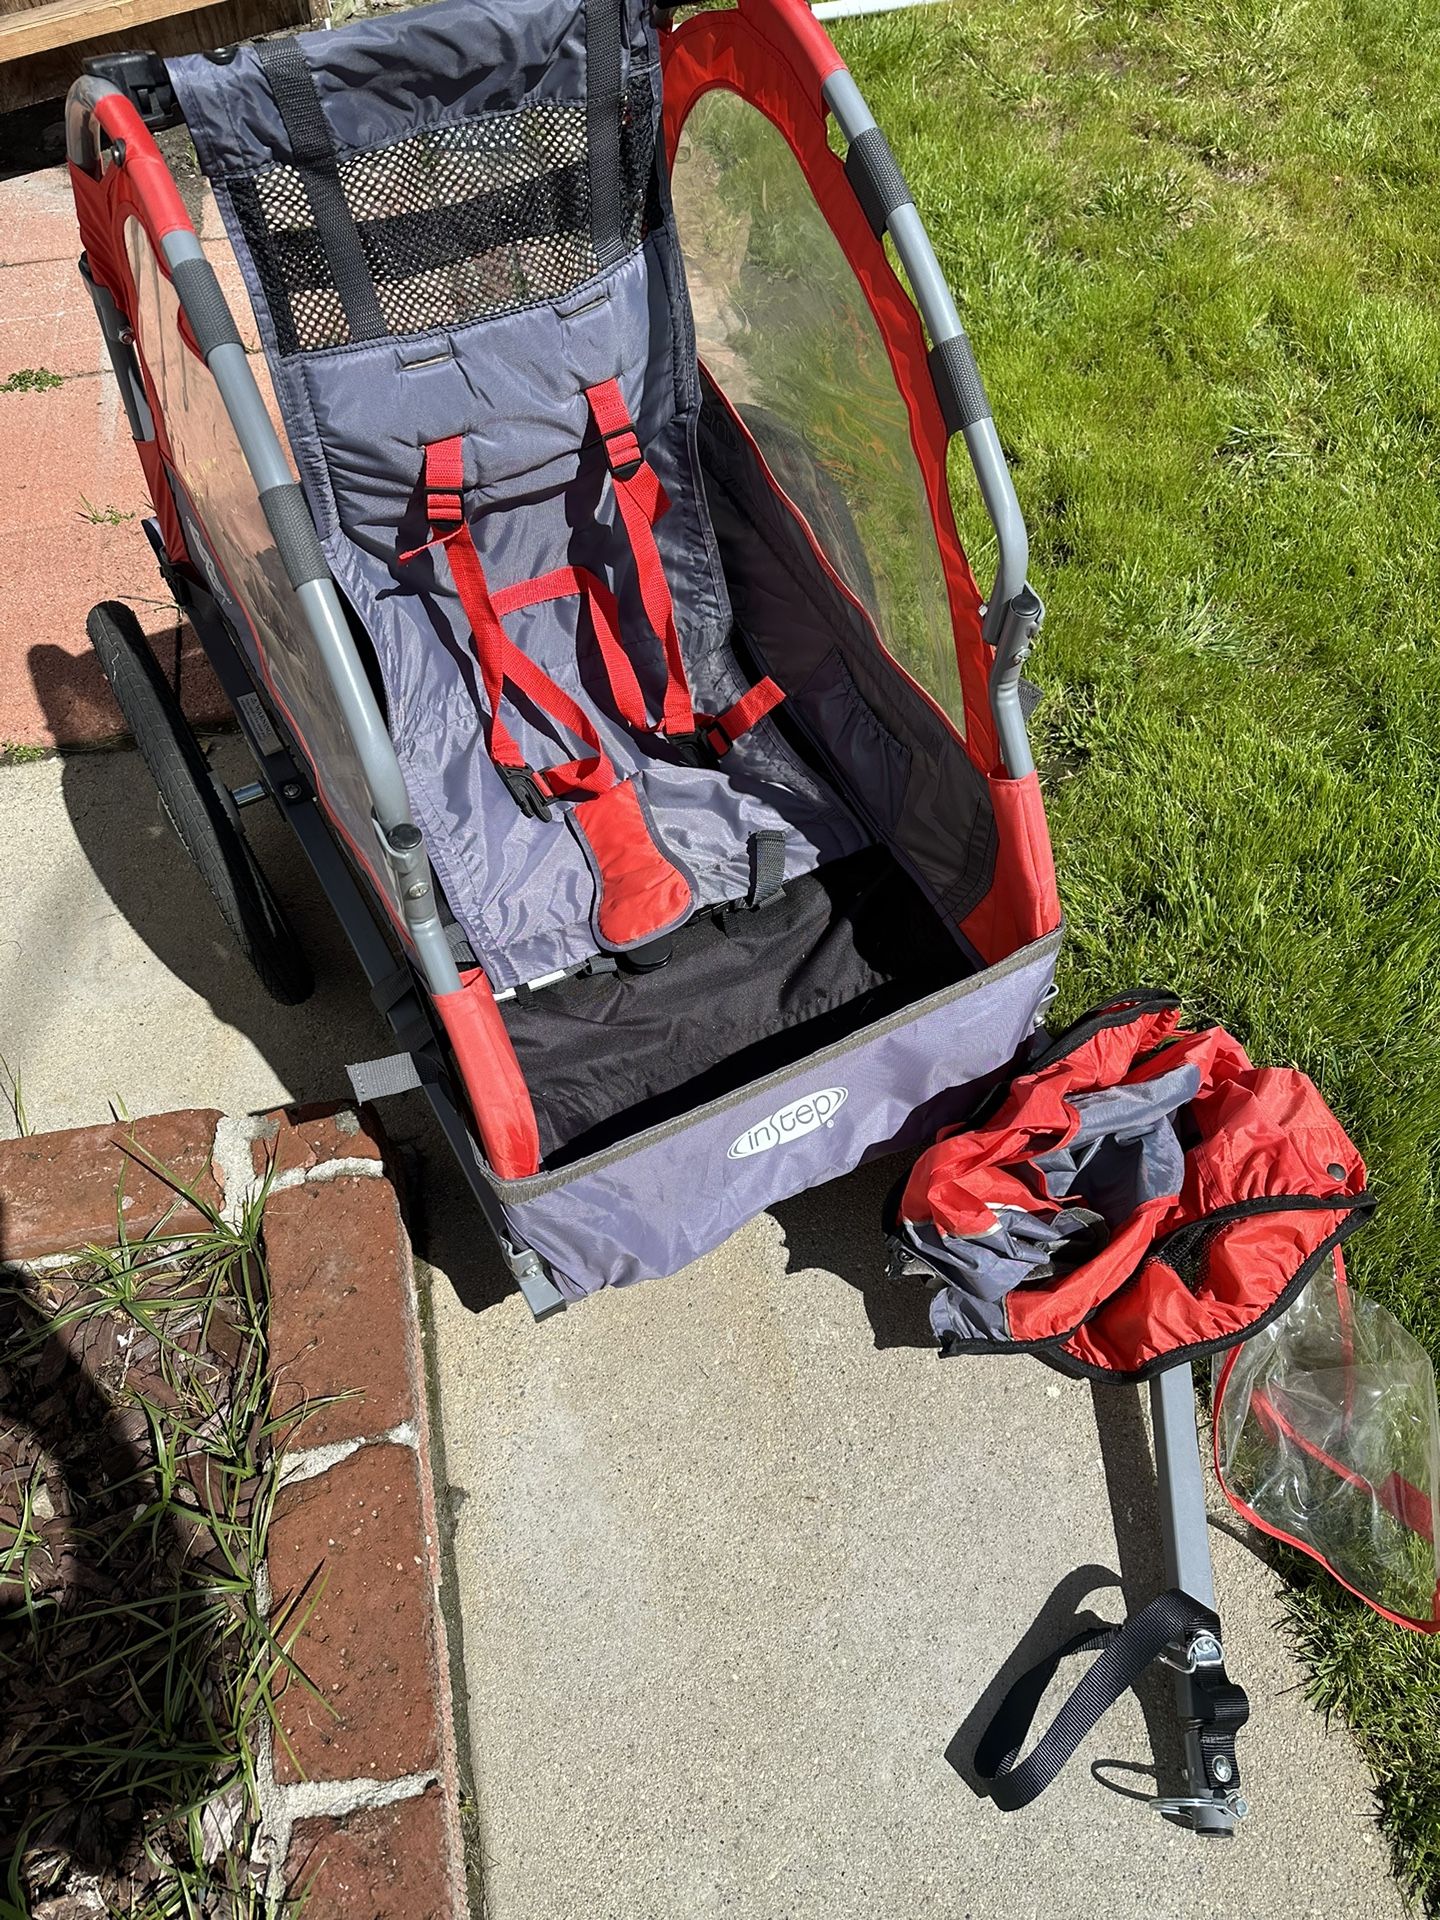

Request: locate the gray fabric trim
(482, 923), (1064, 1199)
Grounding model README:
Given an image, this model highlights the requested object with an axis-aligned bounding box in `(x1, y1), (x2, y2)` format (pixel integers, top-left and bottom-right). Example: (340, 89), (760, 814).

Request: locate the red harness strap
(400, 441), (696, 951)
(584, 379), (786, 759)
(401, 423), (786, 804)
(585, 377), (695, 739)
(402, 442), (624, 815)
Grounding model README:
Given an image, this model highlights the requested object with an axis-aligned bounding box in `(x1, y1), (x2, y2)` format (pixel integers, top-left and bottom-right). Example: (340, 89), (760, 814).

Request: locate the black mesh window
(230, 73), (656, 356)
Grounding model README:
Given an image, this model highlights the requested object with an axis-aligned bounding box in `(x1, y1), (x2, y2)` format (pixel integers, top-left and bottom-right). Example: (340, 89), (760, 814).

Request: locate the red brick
(252, 1104), (385, 1182)
(0, 258), (108, 379)
(0, 376), (230, 750)
(0, 165), (78, 269)
(285, 1787), (459, 1918)
(263, 1177), (415, 1447)
(0, 1110), (224, 1262)
(269, 1444), (440, 1784)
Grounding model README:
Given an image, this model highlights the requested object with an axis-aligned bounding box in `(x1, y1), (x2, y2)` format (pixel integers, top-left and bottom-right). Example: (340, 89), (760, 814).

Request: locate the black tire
(86, 601), (314, 1005)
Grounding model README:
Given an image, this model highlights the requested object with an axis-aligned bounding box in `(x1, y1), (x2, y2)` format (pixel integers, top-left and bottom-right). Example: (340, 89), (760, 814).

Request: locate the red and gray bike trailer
(62, 0), (1434, 1842)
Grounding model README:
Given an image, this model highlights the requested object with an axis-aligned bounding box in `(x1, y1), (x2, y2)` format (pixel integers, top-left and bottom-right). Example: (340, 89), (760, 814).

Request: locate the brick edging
(0, 1105), (469, 1918)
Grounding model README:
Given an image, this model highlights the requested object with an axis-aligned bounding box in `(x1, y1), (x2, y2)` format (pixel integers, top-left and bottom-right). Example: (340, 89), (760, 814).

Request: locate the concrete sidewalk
(0, 745), (1405, 1919)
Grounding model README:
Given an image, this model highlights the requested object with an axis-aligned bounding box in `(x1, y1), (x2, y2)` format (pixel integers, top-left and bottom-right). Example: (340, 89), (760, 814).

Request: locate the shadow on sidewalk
(28, 642), (379, 1099)
(24, 643), (517, 1311)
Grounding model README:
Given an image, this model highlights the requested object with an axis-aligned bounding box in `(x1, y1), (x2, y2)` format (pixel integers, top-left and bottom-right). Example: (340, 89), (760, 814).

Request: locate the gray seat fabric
(169, 0), (869, 991)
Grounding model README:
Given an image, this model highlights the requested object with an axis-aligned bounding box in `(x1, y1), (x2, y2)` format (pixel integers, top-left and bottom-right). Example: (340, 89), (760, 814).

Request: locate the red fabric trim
(432, 969), (542, 1179)
(1251, 1386), (1435, 1544)
(570, 779), (695, 948)
(661, 14), (993, 766)
(68, 140), (192, 566)
(960, 771), (1062, 965)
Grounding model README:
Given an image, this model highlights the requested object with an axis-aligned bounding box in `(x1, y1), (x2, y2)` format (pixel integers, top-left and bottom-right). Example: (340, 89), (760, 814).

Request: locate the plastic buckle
(498, 763), (554, 822)
(667, 720), (728, 768)
(599, 424), (644, 481)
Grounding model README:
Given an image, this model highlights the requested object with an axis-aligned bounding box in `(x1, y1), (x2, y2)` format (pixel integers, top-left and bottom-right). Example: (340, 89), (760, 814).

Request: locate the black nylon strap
(974, 1588), (1242, 1811)
(586, 0), (625, 268)
(255, 37), (386, 342)
(746, 830), (787, 910)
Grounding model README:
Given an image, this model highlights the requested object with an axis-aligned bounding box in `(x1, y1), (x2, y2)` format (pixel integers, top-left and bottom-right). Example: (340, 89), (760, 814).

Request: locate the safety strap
(401, 440), (621, 816)
(585, 379), (785, 759)
(585, 377), (697, 740)
(255, 38), (386, 344)
(745, 829), (787, 910)
(399, 443), (697, 950)
(973, 1588), (1248, 1812)
(403, 420), (784, 806)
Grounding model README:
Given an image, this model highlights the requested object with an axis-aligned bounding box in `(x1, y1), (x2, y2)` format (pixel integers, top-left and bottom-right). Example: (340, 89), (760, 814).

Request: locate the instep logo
(728, 1087), (848, 1160)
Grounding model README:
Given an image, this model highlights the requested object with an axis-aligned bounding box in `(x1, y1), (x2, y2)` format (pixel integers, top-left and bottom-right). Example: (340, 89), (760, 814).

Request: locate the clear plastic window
(669, 87), (962, 729)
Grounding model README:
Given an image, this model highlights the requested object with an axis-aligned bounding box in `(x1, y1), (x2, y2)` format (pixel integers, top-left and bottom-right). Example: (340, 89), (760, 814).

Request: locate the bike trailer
(67, 0), (1057, 1312)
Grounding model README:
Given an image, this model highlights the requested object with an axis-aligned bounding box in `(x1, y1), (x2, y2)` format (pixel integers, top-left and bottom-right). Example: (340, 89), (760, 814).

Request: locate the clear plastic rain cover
(1214, 1254), (1440, 1629)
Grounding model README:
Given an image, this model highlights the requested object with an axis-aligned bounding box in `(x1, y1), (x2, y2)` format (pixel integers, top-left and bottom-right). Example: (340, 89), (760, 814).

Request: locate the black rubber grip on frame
(929, 332), (991, 435)
(170, 255), (243, 358)
(261, 483), (329, 589)
(844, 127), (912, 237)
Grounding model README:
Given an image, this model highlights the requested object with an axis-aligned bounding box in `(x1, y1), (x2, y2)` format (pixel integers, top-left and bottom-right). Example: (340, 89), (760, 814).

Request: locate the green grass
(0, 1152), (325, 1914)
(77, 495), (138, 527)
(830, 0), (1440, 1899)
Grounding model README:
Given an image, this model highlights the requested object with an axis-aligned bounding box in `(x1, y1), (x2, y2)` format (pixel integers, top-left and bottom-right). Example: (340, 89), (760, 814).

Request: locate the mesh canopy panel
(232, 74), (655, 354)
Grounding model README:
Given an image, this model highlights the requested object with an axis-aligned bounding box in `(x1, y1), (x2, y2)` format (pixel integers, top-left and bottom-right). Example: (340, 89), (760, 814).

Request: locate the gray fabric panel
(168, 0), (633, 180)
(904, 1056), (1204, 1345)
(696, 393), (998, 926)
(485, 934), (1060, 1296)
(1031, 1059), (1202, 1221)
(170, 0), (917, 987)
(289, 238), (866, 986)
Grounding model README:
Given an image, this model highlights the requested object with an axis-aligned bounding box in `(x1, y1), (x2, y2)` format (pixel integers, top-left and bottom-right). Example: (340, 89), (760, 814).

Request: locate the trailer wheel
(86, 601), (314, 1006)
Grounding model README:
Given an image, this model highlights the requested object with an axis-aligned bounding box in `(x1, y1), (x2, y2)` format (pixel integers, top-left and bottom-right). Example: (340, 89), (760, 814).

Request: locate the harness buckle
(666, 719), (730, 768)
(498, 763), (554, 822)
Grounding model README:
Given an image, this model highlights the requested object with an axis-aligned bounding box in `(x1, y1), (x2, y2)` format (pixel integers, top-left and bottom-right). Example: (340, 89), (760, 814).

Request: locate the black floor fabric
(501, 846), (971, 1165)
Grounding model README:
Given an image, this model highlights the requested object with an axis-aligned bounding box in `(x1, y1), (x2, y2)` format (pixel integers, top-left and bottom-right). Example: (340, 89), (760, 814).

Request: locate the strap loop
(973, 1588), (1247, 1813)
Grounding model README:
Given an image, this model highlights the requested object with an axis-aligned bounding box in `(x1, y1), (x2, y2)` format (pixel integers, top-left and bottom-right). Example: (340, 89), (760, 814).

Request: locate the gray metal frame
(1150, 1364), (1244, 1834)
(821, 69), (1042, 778)
(67, 75), (465, 1011)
